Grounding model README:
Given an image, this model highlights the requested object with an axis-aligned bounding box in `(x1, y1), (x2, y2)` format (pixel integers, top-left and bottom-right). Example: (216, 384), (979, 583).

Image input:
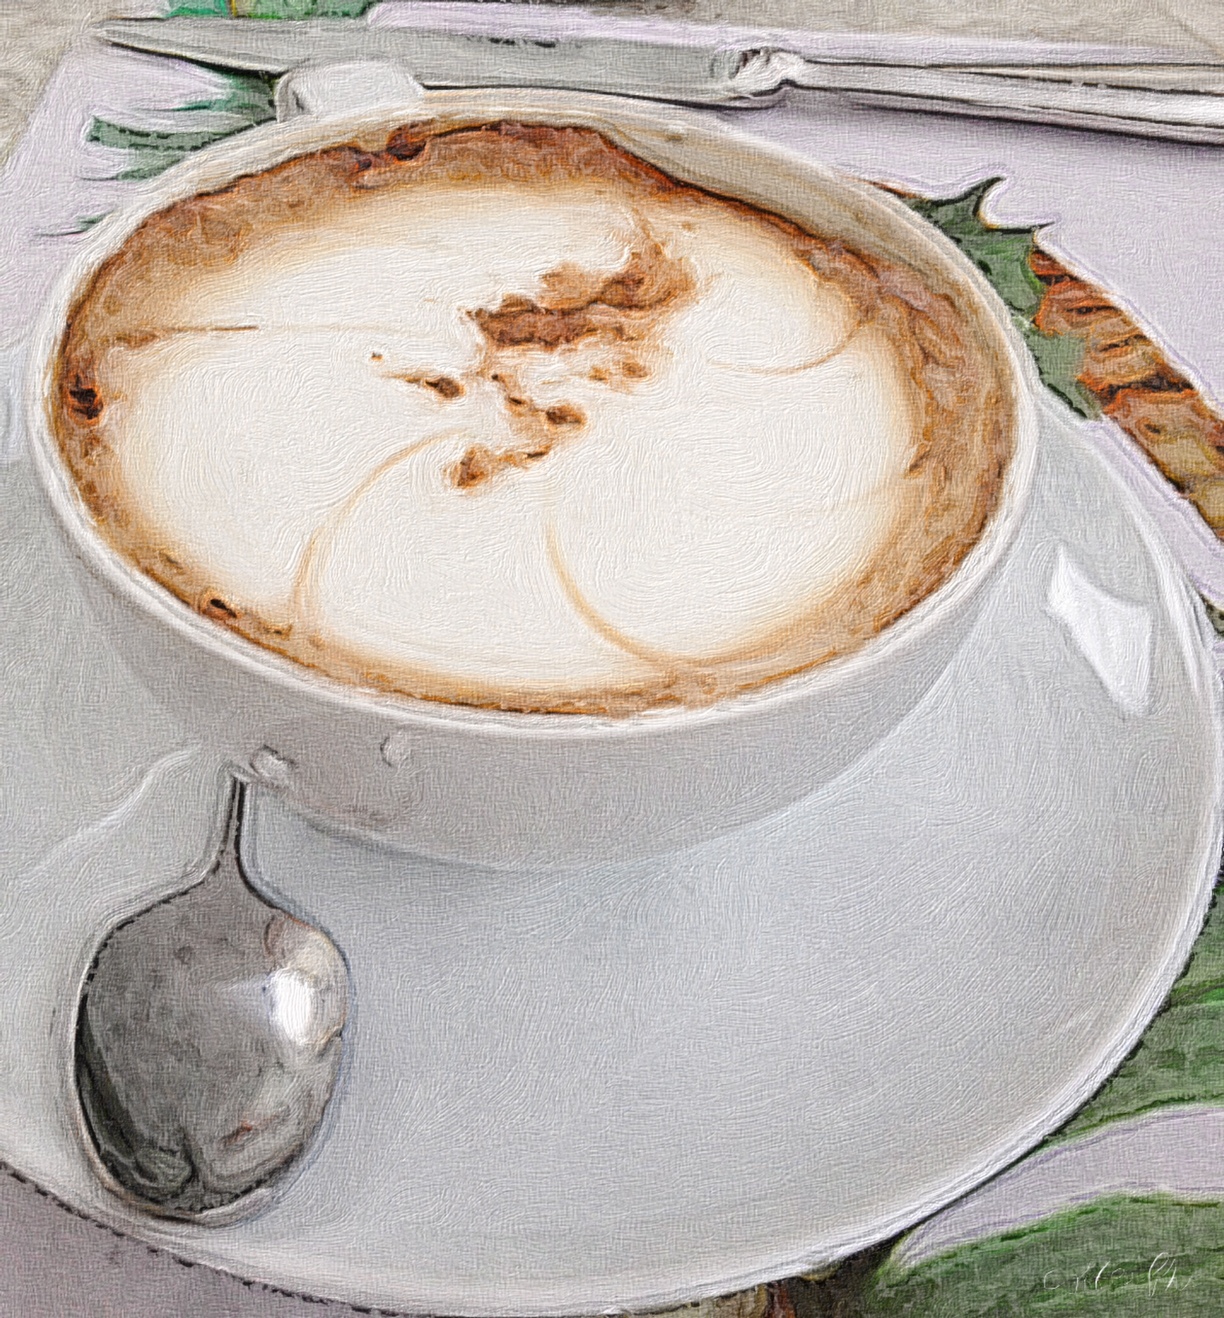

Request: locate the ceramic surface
(0, 393), (1218, 1314)
(25, 88), (1039, 868)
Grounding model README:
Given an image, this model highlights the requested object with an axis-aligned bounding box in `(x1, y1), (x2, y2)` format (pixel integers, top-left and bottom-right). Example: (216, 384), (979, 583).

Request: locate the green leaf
(89, 119), (244, 155)
(37, 212), (110, 238)
(906, 178), (1004, 243)
(908, 179), (1046, 319)
(1049, 891), (1224, 1139)
(1058, 1003), (1224, 1138)
(968, 227), (1046, 318)
(1170, 889), (1224, 1009)
(217, 0), (376, 14)
(1018, 319), (1100, 419)
(87, 70), (276, 181)
(907, 180), (1102, 415)
(185, 71), (277, 122)
(1200, 599), (1224, 639)
(113, 150), (197, 181)
(167, 0), (230, 14)
(864, 1195), (1224, 1316)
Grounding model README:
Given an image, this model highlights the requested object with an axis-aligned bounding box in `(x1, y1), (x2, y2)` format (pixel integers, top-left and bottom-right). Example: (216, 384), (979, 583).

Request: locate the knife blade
(98, 17), (1224, 142)
(98, 17), (758, 104)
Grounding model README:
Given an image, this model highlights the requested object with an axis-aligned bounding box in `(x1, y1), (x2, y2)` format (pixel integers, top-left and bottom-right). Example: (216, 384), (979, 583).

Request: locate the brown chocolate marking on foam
(456, 215), (685, 490)
(544, 403), (585, 427)
(389, 371), (465, 400)
(449, 440), (547, 490)
(713, 314), (868, 377)
(201, 594), (239, 622)
(52, 121), (1013, 716)
(66, 376), (103, 422)
(449, 394), (586, 490)
(544, 521), (683, 671)
(290, 433), (456, 630)
(471, 237), (695, 350)
(151, 324), (260, 338)
(449, 444), (500, 490)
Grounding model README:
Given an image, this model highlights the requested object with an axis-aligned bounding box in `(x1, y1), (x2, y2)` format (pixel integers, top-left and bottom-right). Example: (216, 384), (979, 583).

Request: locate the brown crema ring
(52, 120), (1014, 715)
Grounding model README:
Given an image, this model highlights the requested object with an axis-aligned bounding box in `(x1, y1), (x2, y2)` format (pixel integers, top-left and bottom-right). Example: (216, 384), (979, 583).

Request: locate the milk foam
(57, 117), (1019, 714)
(91, 173), (917, 699)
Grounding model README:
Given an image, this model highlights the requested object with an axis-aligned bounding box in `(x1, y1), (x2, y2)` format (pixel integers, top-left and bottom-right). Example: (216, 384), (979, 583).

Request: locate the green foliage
(1201, 599), (1224, 639)
(168, 0), (376, 15)
(89, 2), (388, 182)
(166, 0), (230, 15)
(87, 70), (275, 181)
(860, 897), (1224, 1314)
(908, 179), (1045, 318)
(905, 180), (1101, 419)
(184, 69), (279, 122)
(1051, 891), (1224, 1138)
(864, 1195), (1224, 1316)
(1017, 319), (1097, 417)
(1170, 889), (1224, 1010)
(1058, 1003), (1224, 1138)
(37, 213), (108, 238)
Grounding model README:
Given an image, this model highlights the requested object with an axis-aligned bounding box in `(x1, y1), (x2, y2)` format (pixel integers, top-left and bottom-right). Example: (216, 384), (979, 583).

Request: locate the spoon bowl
(74, 776), (349, 1221)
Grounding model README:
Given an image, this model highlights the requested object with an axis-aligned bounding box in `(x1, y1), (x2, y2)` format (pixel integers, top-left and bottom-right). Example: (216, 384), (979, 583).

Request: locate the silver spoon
(74, 774), (349, 1221)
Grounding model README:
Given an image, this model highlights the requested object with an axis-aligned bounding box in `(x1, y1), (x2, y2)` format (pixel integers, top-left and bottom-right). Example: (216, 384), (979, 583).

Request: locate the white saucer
(0, 393), (1219, 1315)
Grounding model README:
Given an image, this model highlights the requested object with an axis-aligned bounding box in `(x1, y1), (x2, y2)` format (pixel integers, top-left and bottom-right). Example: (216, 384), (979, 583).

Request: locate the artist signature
(1042, 1254), (1186, 1295)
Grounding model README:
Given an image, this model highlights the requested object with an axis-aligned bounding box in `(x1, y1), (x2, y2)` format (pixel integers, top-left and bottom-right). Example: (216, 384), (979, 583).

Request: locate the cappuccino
(52, 121), (1011, 715)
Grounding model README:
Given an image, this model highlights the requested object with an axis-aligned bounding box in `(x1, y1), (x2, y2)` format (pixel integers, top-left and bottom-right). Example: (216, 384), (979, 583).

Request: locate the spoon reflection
(74, 775), (348, 1220)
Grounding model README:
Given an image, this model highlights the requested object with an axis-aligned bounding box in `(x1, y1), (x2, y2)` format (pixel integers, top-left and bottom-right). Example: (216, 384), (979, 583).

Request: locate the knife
(98, 16), (1224, 143)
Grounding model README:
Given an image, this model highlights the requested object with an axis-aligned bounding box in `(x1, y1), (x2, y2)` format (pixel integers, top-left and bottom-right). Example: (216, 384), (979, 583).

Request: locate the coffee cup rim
(27, 87), (1040, 744)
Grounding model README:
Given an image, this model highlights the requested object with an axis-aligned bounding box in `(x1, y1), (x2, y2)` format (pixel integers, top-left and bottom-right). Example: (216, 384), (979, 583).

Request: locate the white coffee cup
(27, 88), (1039, 868)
